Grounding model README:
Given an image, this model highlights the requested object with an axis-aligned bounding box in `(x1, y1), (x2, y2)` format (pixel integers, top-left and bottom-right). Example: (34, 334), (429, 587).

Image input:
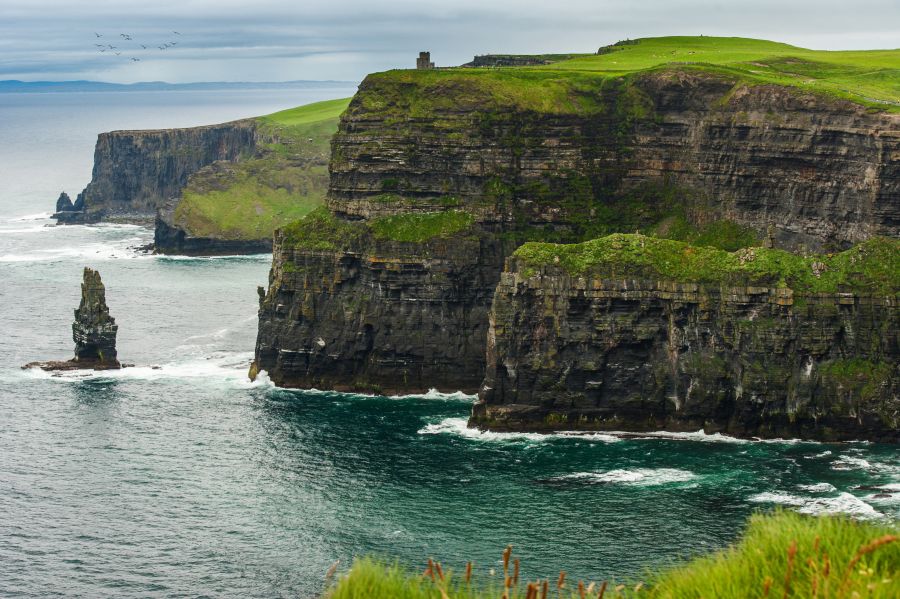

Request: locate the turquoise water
(0, 89), (897, 598)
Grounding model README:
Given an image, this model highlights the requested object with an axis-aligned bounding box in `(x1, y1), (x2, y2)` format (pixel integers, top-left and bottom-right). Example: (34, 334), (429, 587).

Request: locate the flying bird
(173, 31), (181, 35)
(94, 32), (102, 38)
(131, 57), (140, 62)
(120, 34), (132, 40)
(115, 52), (121, 56)
(141, 44), (147, 49)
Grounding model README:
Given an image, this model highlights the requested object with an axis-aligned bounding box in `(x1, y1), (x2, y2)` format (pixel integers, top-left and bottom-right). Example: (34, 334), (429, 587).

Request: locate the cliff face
(472, 239), (899, 442)
(59, 120), (258, 224)
(254, 68), (899, 397)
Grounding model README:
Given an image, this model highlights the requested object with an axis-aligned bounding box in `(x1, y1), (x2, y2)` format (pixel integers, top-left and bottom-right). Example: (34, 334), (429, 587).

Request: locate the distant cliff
(56, 120), (258, 225)
(53, 98), (351, 255)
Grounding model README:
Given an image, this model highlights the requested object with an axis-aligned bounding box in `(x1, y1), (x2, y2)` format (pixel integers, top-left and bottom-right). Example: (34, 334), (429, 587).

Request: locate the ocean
(0, 86), (897, 598)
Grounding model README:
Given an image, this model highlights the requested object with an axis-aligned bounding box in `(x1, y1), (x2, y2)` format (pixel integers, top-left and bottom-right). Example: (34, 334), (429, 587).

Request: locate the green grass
(175, 98), (351, 240)
(513, 234), (900, 294)
(548, 36), (900, 110)
(280, 206), (367, 251)
(363, 36), (898, 115)
(326, 511), (899, 598)
(260, 97), (352, 128)
(174, 159), (326, 240)
(370, 211), (475, 242)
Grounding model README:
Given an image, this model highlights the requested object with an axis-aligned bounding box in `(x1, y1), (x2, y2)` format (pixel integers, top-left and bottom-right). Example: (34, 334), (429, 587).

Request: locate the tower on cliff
(416, 51), (435, 69)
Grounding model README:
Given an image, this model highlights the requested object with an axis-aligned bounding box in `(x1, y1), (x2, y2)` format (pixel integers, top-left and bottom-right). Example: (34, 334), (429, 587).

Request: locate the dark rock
(471, 261), (899, 442)
(254, 69), (900, 404)
(153, 211), (271, 256)
(24, 268), (122, 371)
(55, 192), (74, 212)
(52, 120), (258, 225)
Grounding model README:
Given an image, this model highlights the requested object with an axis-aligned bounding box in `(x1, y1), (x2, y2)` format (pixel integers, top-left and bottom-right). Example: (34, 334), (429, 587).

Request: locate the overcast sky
(1, 0), (897, 83)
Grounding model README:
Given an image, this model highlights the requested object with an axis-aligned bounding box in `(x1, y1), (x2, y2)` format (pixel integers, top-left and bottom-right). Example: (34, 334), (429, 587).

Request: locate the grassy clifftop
(172, 98), (350, 241)
(514, 234), (900, 295)
(357, 36), (898, 117)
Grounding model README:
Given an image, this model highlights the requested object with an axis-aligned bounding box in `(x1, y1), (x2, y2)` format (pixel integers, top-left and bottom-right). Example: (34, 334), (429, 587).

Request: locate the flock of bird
(92, 31), (182, 63)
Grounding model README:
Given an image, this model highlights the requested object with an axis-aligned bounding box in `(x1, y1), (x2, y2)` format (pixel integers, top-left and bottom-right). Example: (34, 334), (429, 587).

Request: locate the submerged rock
(24, 268), (122, 371)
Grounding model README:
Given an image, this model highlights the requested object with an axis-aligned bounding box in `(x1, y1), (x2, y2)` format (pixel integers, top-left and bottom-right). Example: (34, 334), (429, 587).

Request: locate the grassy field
(174, 98), (350, 240)
(548, 36), (899, 110)
(364, 36), (898, 115)
(326, 511), (899, 598)
(513, 234), (900, 294)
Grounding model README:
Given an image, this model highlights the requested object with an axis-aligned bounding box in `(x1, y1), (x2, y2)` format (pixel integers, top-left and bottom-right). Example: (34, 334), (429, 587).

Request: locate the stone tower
(416, 51), (435, 69)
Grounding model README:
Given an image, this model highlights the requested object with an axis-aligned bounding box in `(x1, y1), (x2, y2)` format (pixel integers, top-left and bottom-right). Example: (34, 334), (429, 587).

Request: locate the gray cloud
(1, 0), (897, 83)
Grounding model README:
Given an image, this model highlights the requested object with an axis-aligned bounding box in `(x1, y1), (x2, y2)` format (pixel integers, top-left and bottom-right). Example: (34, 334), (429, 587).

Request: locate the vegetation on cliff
(172, 98), (350, 241)
(514, 234), (900, 294)
(326, 511), (899, 598)
(281, 207), (478, 248)
(354, 37), (898, 121)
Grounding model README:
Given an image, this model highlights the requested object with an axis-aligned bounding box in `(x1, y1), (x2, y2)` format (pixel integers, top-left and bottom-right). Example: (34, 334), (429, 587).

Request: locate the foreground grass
(326, 511), (898, 598)
(174, 98), (350, 240)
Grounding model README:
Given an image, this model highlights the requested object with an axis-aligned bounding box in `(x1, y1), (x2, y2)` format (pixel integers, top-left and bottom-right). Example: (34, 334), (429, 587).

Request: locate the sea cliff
(471, 235), (899, 441)
(53, 98), (350, 255)
(253, 39), (899, 415)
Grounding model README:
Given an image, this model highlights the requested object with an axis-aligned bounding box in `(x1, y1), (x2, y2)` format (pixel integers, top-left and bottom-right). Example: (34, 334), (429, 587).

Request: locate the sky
(1, 0), (898, 83)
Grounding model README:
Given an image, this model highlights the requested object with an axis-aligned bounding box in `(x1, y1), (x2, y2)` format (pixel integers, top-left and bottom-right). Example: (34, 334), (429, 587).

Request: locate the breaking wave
(18, 351), (268, 389)
(549, 468), (698, 487)
(418, 417), (621, 443)
(749, 491), (883, 519)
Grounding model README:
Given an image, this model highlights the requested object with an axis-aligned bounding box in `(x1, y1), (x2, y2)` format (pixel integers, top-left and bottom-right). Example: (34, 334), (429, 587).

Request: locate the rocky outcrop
(254, 221), (507, 394)
(153, 213), (272, 255)
(471, 238), (899, 442)
(26, 268), (122, 371)
(55, 192), (74, 213)
(54, 120), (258, 224)
(253, 67), (899, 398)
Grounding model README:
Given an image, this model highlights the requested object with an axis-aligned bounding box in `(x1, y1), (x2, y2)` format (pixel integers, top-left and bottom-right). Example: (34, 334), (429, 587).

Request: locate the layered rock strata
(471, 237), (899, 441)
(26, 267), (122, 371)
(54, 120), (258, 225)
(254, 68), (899, 397)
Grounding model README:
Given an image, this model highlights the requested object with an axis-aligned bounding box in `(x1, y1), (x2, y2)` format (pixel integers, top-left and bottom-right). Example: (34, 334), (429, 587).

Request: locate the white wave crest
(798, 483), (837, 493)
(0, 224), (53, 234)
(749, 491), (883, 519)
(418, 417), (620, 443)
(0, 239), (150, 263)
(392, 389), (477, 401)
(18, 351), (267, 389)
(831, 455), (873, 471)
(6, 211), (52, 221)
(550, 468), (698, 487)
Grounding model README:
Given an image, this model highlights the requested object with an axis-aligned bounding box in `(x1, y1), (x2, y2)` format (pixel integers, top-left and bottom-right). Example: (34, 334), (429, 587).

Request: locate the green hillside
(547, 36), (899, 109)
(173, 98), (351, 241)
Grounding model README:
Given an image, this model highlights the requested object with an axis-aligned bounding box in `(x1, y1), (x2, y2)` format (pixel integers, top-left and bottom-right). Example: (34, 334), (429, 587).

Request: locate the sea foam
(549, 468), (698, 487)
(749, 491), (883, 519)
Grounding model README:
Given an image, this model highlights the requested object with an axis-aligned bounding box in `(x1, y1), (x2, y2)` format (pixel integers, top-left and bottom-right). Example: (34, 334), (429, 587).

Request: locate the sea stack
(25, 267), (122, 371)
(72, 267), (119, 366)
